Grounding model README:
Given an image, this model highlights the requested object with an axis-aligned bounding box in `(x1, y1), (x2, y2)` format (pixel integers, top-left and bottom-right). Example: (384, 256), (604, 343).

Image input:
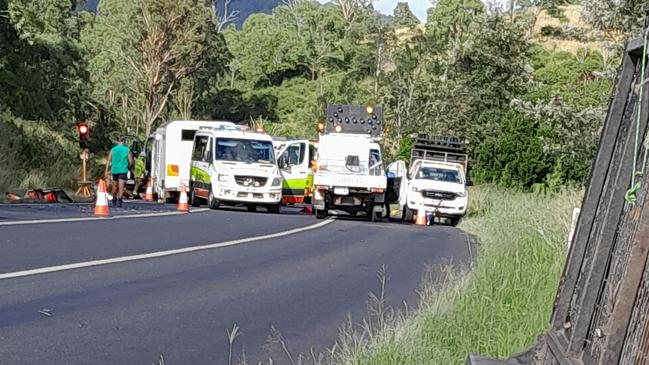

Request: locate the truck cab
(189, 125), (283, 213)
(312, 105), (387, 221)
(276, 140), (318, 205)
(400, 136), (471, 226)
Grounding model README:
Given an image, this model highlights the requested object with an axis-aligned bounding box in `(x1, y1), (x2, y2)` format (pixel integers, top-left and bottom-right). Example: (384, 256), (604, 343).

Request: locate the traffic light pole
(76, 148), (92, 197)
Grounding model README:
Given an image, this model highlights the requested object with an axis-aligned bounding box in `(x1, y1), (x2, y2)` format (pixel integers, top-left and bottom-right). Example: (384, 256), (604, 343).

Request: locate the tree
(393, 2), (419, 28)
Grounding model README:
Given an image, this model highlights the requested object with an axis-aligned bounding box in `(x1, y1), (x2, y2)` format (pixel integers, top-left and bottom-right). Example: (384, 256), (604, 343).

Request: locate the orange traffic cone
(300, 205), (313, 214)
(144, 179), (154, 202)
(414, 211), (427, 226)
(94, 179), (110, 217)
(177, 184), (189, 212)
(6, 192), (20, 201)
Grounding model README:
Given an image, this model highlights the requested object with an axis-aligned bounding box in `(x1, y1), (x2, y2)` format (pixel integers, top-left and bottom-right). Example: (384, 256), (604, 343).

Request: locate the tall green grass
(329, 186), (583, 365)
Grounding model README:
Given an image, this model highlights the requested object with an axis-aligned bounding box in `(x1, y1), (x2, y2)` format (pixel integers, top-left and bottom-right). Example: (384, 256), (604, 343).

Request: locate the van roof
(195, 128), (274, 141)
(155, 120), (235, 132)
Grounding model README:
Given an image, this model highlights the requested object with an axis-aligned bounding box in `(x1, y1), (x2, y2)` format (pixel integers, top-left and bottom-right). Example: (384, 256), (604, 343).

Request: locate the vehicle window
(416, 167), (462, 183)
(215, 138), (276, 164)
(182, 129), (196, 141)
(369, 149), (383, 176)
(280, 143), (305, 167)
(309, 144), (317, 169)
(192, 136), (209, 162)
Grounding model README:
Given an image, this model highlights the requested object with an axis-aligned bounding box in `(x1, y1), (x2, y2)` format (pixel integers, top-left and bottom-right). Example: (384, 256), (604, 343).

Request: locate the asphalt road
(0, 207), (472, 364)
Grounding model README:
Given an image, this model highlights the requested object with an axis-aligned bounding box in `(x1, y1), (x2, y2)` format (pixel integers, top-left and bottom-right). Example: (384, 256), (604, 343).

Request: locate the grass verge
(331, 186), (583, 365)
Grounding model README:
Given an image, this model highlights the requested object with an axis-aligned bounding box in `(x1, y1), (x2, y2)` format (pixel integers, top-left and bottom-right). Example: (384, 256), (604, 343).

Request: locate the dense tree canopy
(0, 0), (636, 192)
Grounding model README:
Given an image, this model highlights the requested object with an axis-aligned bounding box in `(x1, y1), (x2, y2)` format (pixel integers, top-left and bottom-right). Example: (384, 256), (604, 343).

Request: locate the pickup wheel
(449, 217), (461, 227)
(402, 207), (415, 223)
(315, 209), (328, 219)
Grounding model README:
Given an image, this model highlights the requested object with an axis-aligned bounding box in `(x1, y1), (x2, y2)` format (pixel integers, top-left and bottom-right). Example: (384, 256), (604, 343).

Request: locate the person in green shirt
(104, 137), (133, 208)
(133, 152), (146, 198)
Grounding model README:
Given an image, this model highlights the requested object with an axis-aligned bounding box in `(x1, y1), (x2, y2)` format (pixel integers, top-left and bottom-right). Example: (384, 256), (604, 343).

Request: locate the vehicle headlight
(218, 174), (229, 182)
(457, 191), (467, 197)
(272, 177), (282, 186)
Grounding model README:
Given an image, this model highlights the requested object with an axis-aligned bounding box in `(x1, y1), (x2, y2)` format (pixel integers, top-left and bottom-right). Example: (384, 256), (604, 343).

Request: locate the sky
(318, 0), (431, 22)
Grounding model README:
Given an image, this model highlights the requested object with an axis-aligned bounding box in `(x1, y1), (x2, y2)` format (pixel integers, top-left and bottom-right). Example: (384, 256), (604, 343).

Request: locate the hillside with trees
(0, 0), (644, 193)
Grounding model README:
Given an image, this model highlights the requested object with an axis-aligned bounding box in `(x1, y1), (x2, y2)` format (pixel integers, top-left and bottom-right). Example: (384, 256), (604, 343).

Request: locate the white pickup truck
(312, 105), (387, 221)
(396, 136), (472, 226)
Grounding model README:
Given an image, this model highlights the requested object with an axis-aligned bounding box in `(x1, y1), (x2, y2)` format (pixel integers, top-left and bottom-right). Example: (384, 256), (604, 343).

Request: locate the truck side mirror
(278, 155), (288, 169)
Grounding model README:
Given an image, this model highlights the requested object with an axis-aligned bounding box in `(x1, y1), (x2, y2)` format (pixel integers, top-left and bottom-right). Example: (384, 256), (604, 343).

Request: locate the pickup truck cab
(402, 160), (469, 226)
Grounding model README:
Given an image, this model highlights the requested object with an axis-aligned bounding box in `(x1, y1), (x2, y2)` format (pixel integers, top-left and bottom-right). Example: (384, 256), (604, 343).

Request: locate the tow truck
(396, 135), (472, 226)
(312, 105), (387, 221)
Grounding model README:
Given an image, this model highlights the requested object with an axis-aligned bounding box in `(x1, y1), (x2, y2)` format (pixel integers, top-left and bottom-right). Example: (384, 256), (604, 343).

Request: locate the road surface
(0, 205), (473, 364)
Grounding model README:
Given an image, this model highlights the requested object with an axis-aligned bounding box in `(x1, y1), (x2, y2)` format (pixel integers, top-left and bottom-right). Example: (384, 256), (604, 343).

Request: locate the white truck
(188, 124), (283, 212)
(397, 136), (472, 226)
(148, 120), (235, 202)
(312, 105), (387, 221)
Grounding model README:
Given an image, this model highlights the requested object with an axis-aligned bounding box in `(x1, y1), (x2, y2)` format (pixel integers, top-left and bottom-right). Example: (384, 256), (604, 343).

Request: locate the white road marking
(0, 208), (210, 226)
(0, 218), (334, 280)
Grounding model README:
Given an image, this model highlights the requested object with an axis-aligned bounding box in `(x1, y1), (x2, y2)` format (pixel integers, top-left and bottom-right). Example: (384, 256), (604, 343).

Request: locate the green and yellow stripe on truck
(282, 173), (313, 204)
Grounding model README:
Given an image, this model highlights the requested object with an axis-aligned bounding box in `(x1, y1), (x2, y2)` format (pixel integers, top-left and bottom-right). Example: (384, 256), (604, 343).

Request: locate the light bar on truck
(323, 104), (384, 137)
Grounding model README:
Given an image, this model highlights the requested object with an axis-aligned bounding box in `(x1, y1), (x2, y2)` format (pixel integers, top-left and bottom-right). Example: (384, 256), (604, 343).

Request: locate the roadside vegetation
(0, 0), (641, 194)
(244, 186), (582, 365)
(338, 187), (582, 364)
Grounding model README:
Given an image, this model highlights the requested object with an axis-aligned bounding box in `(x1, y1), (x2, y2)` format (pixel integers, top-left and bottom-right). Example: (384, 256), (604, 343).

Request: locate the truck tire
(208, 189), (219, 210)
(190, 186), (201, 207)
(449, 217), (460, 227)
(402, 207), (415, 223)
(246, 204), (257, 212)
(267, 204), (280, 214)
(315, 209), (328, 219)
(371, 211), (383, 222)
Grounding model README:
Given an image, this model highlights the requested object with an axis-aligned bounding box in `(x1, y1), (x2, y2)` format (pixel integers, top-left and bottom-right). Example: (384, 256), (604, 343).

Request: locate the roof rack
(411, 134), (466, 153)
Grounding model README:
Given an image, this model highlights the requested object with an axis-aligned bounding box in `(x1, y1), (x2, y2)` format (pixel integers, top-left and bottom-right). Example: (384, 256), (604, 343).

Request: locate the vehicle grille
(421, 190), (456, 200)
(235, 176), (268, 187)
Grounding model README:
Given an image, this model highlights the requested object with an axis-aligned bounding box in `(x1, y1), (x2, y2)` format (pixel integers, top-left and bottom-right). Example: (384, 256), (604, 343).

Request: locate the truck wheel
(402, 207), (415, 223)
(267, 204), (281, 214)
(246, 204), (257, 212)
(190, 186), (200, 207)
(449, 217), (460, 227)
(208, 189), (219, 210)
(315, 209), (327, 219)
(371, 211), (383, 222)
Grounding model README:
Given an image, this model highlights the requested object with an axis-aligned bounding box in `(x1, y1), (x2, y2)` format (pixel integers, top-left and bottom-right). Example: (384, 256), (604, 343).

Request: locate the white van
(148, 120), (235, 201)
(189, 125), (283, 212)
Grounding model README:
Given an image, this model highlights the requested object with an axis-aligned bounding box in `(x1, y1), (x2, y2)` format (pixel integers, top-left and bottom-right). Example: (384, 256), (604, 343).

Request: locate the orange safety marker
(94, 179), (110, 217)
(144, 179), (154, 202)
(301, 205), (313, 215)
(414, 211), (427, 226)
(5, 193), (21, 201)
(177, 184), (189, 212)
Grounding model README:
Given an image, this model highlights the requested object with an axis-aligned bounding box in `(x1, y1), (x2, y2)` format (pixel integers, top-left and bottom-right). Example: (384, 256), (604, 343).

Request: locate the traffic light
(77, 121), (89, 149)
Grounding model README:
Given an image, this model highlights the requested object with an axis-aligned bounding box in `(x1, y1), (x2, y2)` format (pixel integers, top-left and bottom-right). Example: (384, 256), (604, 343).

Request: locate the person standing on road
(133, 151), (146, 198)
(104, 137), (133, 208)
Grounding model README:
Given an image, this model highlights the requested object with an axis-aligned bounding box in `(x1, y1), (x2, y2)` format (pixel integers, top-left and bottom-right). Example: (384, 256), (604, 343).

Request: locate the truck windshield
(416, 167), (462, 183)
(215, 138), (276, 164)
